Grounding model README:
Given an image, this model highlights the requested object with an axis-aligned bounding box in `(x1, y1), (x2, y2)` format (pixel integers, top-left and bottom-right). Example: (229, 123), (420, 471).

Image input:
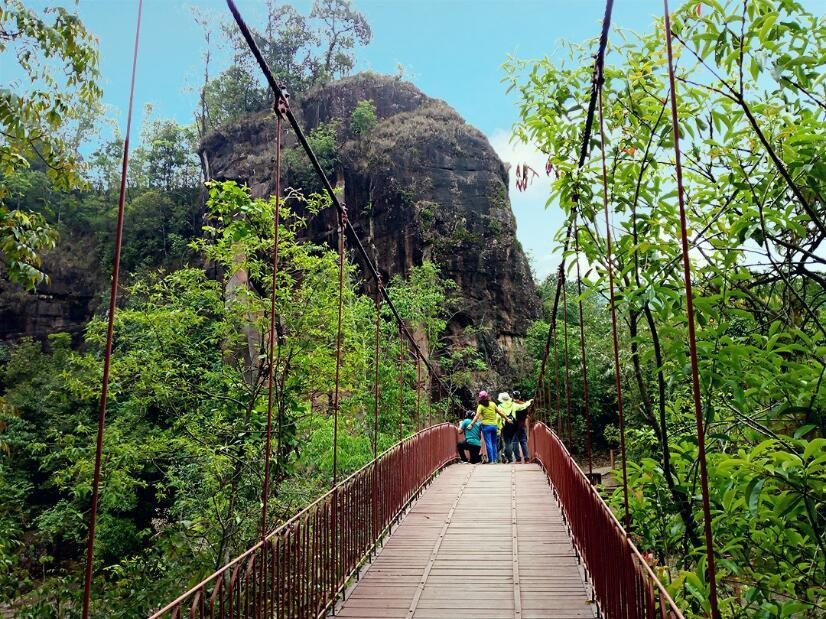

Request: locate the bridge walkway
(335, 463), (595, 619)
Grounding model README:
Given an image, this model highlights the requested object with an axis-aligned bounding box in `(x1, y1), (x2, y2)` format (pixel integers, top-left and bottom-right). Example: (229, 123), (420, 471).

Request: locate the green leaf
(746, 477), (765, 516)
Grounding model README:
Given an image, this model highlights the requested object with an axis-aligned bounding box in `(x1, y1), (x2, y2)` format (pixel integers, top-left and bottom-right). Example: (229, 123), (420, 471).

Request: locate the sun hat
(478, 390), (488, 399)
(498, 392), (511, 402)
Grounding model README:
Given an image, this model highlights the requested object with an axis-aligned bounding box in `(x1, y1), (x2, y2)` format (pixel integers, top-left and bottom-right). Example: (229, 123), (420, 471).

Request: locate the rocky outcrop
(201, 73), (541, 384)
(0, 235), (102, 345)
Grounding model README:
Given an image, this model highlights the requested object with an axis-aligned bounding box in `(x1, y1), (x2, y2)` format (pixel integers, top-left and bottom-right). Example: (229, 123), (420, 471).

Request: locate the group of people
(456, 390), (533, 464)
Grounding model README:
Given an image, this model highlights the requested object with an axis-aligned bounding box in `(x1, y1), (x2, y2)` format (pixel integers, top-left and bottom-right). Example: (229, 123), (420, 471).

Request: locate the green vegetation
(3, 0), (824, 616)
(350, 99), (377, 135)
(507, 0), (825, 616)
(417, 200), (438, 225)
(196, 0), (371, 133)
(0, 0), (101, 289)
(0, 3), (481, 614)
(483, 215), (502, 237)
(283, 120), (340, 195)
(0, 181), (464, 614)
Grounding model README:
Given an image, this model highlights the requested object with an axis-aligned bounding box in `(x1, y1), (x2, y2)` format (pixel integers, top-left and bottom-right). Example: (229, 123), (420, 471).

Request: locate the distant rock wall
(203, 73), (542, 387)
(0, 235), (101, 345)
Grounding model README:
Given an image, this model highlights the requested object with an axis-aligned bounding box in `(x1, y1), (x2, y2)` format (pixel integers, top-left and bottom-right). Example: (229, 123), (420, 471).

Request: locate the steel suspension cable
(332, 212), (346, 487)
(561, 276), (573, 446)
(426, 367), (432, 427)
(261, 102), (285, 541)
(415, 354), (421, 430)
(573, 216), (593, 476)
(82, 3), (142, 616)
(330, 209), (346, 594)
(598, 82), (631, 529)
(535, 0), (615, 396)
(259, 101), (285, 619)
(372, 280), (382, 459)
(398, 324), (405, 441)
(225, 0), (458, 414)
(663, 2), (720, 616)
(553, 325), (562, 437)
(371, 279), (381, 541)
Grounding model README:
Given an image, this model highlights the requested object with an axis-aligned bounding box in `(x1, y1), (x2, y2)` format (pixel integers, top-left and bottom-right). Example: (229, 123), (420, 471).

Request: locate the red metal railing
(149, 423), (457, 618)
(530, 422), (684, 619)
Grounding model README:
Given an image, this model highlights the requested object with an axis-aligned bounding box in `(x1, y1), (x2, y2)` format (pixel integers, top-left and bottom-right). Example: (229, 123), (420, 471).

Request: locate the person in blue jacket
(457, 411), (482, 463)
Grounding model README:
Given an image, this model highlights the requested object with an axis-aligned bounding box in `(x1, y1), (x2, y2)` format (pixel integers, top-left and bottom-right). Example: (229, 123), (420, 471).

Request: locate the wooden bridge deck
(334, 463), (595, 619)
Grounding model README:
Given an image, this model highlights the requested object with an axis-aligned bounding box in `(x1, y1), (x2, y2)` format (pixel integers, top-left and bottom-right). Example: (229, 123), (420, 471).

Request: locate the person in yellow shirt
(468, 390), (511, 463)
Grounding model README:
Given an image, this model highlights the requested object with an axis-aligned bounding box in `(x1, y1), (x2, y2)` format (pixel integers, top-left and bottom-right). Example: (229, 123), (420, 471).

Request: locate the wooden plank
(333, 464), (595, 619)
(512, 464), (522, 618)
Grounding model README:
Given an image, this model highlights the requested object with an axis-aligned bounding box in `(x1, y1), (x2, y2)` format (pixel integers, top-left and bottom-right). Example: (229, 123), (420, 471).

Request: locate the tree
(507, 0), (825, 615)
(350, 99), (377, 135)
(0, 180), (457, 614)
(311, 0), (372, 82)
(0, 1), (101, 289)
(198, 0), (372, 133)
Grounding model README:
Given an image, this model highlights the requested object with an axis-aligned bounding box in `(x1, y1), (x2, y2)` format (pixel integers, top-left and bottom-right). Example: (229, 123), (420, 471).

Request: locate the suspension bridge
(78, 0), (720, 617)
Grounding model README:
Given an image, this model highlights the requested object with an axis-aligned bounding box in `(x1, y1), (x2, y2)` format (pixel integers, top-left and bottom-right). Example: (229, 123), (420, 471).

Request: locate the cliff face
(0, 235), (101, 345)
(202, 73), (541, 383)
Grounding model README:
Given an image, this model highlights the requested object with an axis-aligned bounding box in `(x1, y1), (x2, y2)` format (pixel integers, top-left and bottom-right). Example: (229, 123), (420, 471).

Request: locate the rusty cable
(573, 214), (593, 476)
(261, 101), (285, 541)
(561, 275), (573, 446)
(398, 324), (404, 442)
(259, 100), (285, 619)
(535, 0), (615, 394)
(82, 2), (142, 616)
(329, 209), (346, 599)
(372, 279), (382, 459)
(415, 354), (421, 430)
(371, 279), (381, 541)
(426, 366), (432, 428)
(663, 3), (720, 615)
(598, 81), (631, 529)
(553, 324), (562, 437)
(332, 211), (346, 487)
(225, 0), (458, 413)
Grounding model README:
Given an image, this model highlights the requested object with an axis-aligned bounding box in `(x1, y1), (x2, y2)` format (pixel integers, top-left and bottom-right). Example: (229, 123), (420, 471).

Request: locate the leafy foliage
(0, 181), (459, 614)
(0, 0), (101, 289)
(199, 0), (371, 132)
(507, 0), (825, 616)
(350, 99), (377, 135)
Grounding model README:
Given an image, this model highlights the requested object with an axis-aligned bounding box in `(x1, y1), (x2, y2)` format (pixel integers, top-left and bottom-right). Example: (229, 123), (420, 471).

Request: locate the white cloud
(488, 129), (563, 281)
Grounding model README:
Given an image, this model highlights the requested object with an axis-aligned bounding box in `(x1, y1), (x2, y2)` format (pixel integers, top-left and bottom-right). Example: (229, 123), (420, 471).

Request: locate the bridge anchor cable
(81, 2), (143, 616)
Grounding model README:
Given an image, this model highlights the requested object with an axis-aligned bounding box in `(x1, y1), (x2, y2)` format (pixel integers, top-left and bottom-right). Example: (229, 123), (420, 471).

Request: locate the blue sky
(15, 0), (816, 279)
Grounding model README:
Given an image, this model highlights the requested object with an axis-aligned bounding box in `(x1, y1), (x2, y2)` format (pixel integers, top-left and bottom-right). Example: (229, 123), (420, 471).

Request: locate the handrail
(149, 423), (458, 618)
(530, 422), (684, 619)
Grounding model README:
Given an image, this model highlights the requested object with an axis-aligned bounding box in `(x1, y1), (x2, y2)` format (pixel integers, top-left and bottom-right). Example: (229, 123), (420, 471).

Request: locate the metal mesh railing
(531, 422), (684, 619)
(149, 423), (457, 618)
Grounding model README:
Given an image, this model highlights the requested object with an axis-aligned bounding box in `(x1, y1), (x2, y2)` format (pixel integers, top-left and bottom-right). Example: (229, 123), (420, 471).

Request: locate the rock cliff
(201, 73), (541, 383)
(0, 235), (101, 345)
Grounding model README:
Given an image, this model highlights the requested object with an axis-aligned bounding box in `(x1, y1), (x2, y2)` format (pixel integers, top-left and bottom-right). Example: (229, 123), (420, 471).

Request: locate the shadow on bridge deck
(334, 463), (595, 619)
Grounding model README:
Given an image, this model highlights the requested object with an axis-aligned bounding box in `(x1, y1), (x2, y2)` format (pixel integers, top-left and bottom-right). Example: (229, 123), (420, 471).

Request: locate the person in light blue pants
(468, 390), (511, 463)
(481, 424), (499, 463)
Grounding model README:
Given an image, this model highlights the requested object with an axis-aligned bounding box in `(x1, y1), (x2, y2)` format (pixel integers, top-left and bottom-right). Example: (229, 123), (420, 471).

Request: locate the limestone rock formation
(201, 73), (541, 383)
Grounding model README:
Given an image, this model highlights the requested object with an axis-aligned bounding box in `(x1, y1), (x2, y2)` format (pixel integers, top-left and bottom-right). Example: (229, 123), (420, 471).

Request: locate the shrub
(350, 99), (377, 135)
